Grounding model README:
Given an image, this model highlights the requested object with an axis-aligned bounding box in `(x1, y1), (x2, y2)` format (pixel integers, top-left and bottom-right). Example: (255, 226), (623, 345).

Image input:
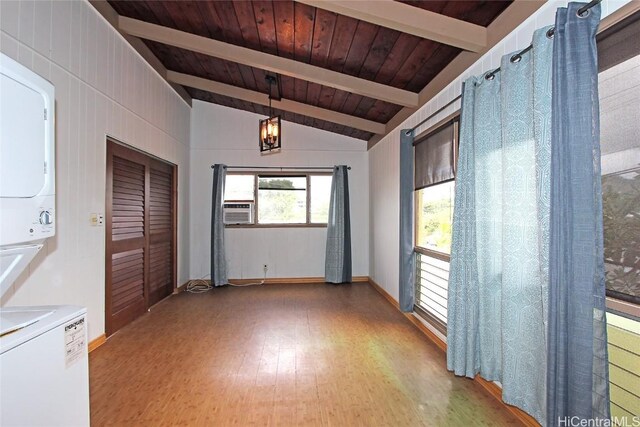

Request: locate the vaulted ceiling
(94, 1), (542, 144)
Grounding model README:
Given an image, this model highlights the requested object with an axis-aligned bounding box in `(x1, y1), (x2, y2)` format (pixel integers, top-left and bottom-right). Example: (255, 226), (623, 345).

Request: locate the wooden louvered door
(148, 161), (175, 306)
(106, 141), (176, 336)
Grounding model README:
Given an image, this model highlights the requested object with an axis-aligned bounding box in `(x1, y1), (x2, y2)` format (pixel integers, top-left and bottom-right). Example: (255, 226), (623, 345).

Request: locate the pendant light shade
(259, 115), (281, 152)
(260, 75), (281, 153)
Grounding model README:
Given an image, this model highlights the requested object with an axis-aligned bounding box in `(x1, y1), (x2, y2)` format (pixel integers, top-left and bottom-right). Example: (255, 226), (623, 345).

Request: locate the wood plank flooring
(89, 283), (519, 426)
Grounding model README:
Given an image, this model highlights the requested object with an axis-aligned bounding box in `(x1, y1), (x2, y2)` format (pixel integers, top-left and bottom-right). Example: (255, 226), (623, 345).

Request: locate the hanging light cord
(268, 78), (273, 116)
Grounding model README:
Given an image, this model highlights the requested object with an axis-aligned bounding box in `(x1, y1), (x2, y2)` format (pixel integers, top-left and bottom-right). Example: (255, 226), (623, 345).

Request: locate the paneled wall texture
(0, 0), (191, 341)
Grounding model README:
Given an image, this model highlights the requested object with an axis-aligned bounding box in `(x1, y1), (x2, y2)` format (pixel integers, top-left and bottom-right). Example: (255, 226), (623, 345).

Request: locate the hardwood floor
(90, 283), (519, 426)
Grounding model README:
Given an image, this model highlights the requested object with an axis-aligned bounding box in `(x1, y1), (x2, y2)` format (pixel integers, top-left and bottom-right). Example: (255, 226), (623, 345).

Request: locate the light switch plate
(90, 213), (104, 226)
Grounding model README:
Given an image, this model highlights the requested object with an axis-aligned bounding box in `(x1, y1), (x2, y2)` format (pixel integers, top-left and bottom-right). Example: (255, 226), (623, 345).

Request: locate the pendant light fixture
(259, 75), (281, 153)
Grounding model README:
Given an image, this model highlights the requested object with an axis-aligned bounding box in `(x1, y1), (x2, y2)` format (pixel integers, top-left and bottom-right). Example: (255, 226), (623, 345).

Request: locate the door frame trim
(105, 137), (178, 336)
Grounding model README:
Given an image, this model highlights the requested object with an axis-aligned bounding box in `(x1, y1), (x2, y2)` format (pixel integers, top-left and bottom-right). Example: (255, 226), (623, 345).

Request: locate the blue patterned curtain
(211, 164), (228, 286)
(399, 129), (415, 312)
(447, 27), (554, 424)
(325, 165), (352, 284)
(547, 3), (610, 423)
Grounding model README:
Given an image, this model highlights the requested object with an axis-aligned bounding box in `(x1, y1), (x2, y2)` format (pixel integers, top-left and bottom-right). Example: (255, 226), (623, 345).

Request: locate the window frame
(414, 181), (456, 262)
(412, 111), (460, 332)
(413, 112), (460, 262)
(597, 11), (640, 320)
(224, 171), (331, 228)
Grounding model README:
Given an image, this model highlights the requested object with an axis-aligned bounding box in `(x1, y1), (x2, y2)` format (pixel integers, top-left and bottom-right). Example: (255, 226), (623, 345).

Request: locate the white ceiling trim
(367, 0), (547, 149)
(295, 0), (487, 52)
(118, 16), (419, 108)
(168, 71), (387, 134)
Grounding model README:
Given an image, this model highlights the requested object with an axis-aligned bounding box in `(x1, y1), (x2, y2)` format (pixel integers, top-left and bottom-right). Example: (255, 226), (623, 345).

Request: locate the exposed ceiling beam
(88, 1), (192, 106)
(118, 16), (419, 108)
(367, 1), (546, 149)
(167, 71), (387, 135)
(295, 0), (487, 52)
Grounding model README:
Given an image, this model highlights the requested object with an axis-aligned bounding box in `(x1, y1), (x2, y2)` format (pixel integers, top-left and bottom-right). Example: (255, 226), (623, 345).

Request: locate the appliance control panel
(33, 207), (54, 234)
(39, 210), (53, 225)
(0, 196), (55, 246)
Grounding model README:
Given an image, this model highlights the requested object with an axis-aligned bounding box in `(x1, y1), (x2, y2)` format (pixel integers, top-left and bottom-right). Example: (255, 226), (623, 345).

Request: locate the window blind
(414, 120), (457, 190)
(258, 176), (306, 190)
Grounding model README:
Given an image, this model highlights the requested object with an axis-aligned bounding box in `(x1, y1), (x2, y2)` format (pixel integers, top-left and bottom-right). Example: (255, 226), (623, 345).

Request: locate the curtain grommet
(510, 54), (522, 63)
(485, 72), (495, 81)
(546, 27), (555, 39)
(577, 8), (590, 18)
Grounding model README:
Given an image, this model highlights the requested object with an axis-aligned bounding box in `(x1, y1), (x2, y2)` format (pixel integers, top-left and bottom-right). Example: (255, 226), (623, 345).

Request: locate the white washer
(0, 305), (90, 427)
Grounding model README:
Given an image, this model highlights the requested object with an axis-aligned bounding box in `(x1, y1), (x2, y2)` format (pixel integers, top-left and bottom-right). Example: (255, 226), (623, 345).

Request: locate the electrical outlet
(263, 264), (268, 272)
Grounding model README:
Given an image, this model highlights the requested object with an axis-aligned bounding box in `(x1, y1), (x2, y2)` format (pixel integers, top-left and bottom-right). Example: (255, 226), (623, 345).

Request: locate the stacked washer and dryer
(0, 53), (90, 426)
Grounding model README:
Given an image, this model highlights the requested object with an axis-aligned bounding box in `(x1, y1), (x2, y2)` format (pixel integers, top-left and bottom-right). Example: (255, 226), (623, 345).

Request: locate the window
(598, 12), (640, 421)
(310, 175), (332, 223)
(258, 176), (307, 224)
(416, 181), (455, 254)
(598, 11), (640, 318)
(223, 173), (331, 226)
(225, 174), (254, 201)
(413, 115), (459, 331)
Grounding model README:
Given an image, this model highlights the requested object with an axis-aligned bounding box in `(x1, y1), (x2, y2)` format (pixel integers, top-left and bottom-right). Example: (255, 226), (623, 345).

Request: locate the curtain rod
(211, 165), (351, 170)
(485, 0), (602, 80)
(407, 0), (602, 136)
(408, 94), (462, 133)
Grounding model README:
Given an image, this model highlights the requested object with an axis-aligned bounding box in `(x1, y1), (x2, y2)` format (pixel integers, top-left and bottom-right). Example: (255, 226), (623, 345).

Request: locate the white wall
(190, 101), (369, 280)
(368, 0), (632, 301)
(0, 0), (191, 341)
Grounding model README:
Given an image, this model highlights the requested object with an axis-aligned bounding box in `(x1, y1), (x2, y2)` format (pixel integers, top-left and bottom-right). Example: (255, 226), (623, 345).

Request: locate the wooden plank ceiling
(107, 0), (511, 141)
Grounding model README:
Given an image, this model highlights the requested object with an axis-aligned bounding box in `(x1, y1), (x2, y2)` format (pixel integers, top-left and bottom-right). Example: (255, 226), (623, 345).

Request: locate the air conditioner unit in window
(223, 203), (254, 224)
